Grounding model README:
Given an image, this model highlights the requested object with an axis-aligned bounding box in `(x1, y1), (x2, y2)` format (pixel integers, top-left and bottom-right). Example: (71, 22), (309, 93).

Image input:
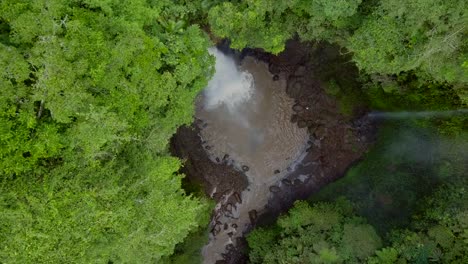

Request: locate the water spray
(368, 109), (468, 120)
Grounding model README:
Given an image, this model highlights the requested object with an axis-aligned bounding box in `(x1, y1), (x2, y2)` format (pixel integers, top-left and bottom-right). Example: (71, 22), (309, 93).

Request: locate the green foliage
(208, 1), (292, 54)
(247, 200), (382, 263)
(208, 0), (362, 53)
(348, 0), (468, 84)
(324, 78), (364, 117)
(160, 198), (214, 264)
(0, 0), (214, 262)
(368, 182), (468, 264)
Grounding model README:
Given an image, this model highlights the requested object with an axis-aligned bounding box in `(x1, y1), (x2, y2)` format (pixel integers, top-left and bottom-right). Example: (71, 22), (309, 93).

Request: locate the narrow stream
(197, 48), (309, 263)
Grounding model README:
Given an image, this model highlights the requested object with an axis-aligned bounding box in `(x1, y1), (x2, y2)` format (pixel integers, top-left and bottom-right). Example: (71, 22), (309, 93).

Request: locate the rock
(233, 192), (242, 203)
(227, 232), (234, 237)
(269, 186), (281, 193)
(224, 223), (228, 230)
(274, 169), (280, 174)
(315, 126), (328, 139)
(212, 225), (221, 236)
(298, 120), (307, 128)
(282, 179), (292, 186)
(268, 63), (280, 74)
(291, 114), (298, 123)
(222, 154), (230, 161)
(194, 118), (204, 126)
(205, 145), (211, 150)
(202, 123), (208, 128)
(225, 244), (235, 251)
(215, 157), (220, 162)
(225, 203), (233, 213)
(248, 210), (258, 224)
(292, 104), (304, 112)
(273, 74), (279, 81)
(294, 66), (306, 76)
(242, 165), (249, 172)
(231, 223), (238, 229)
(287, 80), (303, 98)
(294, 179), (302, 185)
(286, 167), (292, 172)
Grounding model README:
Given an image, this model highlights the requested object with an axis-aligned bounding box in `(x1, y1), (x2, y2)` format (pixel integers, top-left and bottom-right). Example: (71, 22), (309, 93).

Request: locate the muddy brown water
(197, 48), (309, 263)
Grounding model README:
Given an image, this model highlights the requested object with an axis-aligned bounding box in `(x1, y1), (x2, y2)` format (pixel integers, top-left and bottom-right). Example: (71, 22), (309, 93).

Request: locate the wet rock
(292, 104), (304, 112)
(225, 203), (233, 213)
(269, 186), (281, 193)
(232, 223), (238, 229)
(212, 225), (221, 236)
(282, 179), (292, 186)
(224, 223), (228, 230)
(315, 126), (328, 139)
(268, 63), (280, 74)
(234, 192), (242, 203)
(273, 74), (279, 81)
(294, 66), (306, 76)
(274, 169), (280, 174)
(248, 210), (258, 224)
(287, 80), (303, 98)
(297, 120), (307, 128)
(291, 114), (299, 123)
(242, 165), (249, 172)
(227, 232), (234, 237)
(225, 244), (235, 251)
(194, 118), (204, 126)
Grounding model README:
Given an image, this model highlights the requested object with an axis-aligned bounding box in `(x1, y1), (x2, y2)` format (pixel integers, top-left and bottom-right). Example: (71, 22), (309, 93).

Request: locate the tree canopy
(247, 199), (382, 263)
(0, 0), (214, 262)
(208, 0), (362, 53)
(1, 0), (467, 263)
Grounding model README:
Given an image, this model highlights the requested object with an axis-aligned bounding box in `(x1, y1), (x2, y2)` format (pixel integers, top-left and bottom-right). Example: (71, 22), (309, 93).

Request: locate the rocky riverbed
(170, 40), (376, 263)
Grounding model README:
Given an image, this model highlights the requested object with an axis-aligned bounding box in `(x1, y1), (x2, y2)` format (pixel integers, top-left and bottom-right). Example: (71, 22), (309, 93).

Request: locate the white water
(204, 48), (254, 113)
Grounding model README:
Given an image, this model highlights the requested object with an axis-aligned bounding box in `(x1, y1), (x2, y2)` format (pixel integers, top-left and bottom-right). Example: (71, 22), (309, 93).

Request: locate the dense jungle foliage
(0, 0), (466, 263)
